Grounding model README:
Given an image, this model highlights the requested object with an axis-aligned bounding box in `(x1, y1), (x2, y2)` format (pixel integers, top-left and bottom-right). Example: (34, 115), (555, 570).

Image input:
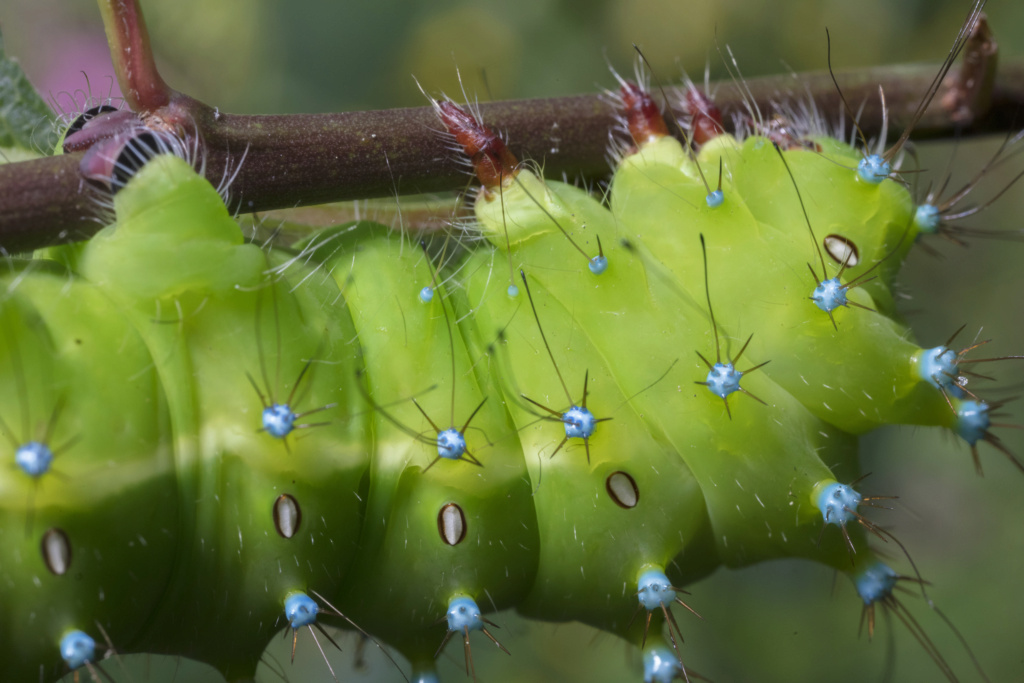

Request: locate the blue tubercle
(284, 592), (318, 629)
(811, 277), (848, 313)
(507, 284), (519, 297)
(637, 568), (676, 612)
(816, 481), (862, 526)
(437, 428), (467, 460)
(60, 630), (96, 670)
(562, 405), (596, 439)
(445, 596), (484, 634)
(588, 254), (609, 275)
(857, 154), (891, 184)
(704, 362), (741, 399)
(705, 189), (724, 208)
(262, 403), (297, 438)
(854, 561), (898, 605)
(419, 286), (434, 303)
(412, 671), (441, 683)
(918, 345), (959, 390)
(644, 643), (683, 683)
(914, 204), (941, 234)
(15, 441), (54, 477)
(955, 399), (990, 446)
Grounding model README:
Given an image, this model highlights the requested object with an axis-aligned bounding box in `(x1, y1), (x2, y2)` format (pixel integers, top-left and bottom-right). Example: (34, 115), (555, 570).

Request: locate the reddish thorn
(685, 87), (724, 146)
(619, 81), (669, 144)
(759, 116), (822, 152)
(436, 100), (519, 189)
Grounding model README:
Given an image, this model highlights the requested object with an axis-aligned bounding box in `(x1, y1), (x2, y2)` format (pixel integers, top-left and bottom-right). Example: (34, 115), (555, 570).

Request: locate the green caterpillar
(3, 4), (1024, 681)
(1, 100), (1015, 683)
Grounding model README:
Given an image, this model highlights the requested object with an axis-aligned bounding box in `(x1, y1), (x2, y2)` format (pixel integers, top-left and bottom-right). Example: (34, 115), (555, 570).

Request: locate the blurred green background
(2, 0), (1024, 681)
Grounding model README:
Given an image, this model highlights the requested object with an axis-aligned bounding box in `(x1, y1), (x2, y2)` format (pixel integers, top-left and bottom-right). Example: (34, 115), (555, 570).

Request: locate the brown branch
(2, 58), (1023, 253)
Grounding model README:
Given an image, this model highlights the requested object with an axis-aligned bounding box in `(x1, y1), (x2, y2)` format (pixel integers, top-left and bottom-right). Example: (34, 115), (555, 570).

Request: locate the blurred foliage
(2, 1), (1022, 682)
(4, 0), (1024, 113)
(0, 30), (56, 159)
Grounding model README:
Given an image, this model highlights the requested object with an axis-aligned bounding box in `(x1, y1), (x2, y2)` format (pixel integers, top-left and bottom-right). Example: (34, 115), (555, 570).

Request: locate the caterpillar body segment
(458, 169), (874, 650)
(464, 136), (866, 531)
(0, 268), (179, 683)
(3, 155), (374, 681)
(606, 127), (954, 435)
(112, 170), (369, 679)
(292, 224), (541, 666)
